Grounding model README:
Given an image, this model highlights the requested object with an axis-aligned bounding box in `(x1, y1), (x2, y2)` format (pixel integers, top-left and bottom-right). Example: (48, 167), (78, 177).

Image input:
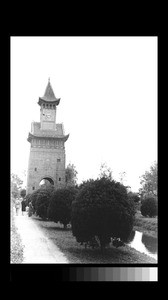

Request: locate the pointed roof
(38, 79), (60, 105)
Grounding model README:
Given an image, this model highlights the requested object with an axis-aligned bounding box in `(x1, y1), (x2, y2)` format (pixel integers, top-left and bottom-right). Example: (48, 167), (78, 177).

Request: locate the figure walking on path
(28, 201), (33, 217)
(21, 198), (26, 216)
(15, 199), (20, 216)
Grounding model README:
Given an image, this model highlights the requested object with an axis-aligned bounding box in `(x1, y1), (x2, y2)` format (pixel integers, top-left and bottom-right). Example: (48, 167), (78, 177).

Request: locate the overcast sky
(11, 36), (157, 192)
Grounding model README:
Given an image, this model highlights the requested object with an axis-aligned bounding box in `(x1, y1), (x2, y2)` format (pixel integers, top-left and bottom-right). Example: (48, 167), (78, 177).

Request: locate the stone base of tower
(26, 146), (66, 195)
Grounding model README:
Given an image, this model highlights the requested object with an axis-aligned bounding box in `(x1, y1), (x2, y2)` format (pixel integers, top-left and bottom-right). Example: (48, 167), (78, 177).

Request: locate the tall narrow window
(59, 178), (61, 181)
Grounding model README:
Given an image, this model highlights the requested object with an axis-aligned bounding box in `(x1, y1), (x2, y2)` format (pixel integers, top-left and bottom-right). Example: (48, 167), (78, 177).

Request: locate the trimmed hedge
(28, 188), (54, 218)
(48, 186), (78, 228)
(140, 197), (157, 217)
(35, 189), (53, 220)
(29, 189), (42, 212)
(71, 177), (135, 249)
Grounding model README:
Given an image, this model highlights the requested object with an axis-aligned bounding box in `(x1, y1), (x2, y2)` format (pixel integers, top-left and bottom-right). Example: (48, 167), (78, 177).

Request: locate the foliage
(71, 177), (135, 250)
(65, 163), (78, 186)
(29, 189), (42, 212)
(139, 161), (157, 199)
(140, 197), (158, 217)
(11, 173), (23, 199)
(119, 171), (127, 185)
(48, 186), (78, 228)
(35, 189), (53, 220)
(98, 163), (113, 180)
(20, 189), (26, 199)
(25, 193), (32, 207)
(128, 192), (140, 203)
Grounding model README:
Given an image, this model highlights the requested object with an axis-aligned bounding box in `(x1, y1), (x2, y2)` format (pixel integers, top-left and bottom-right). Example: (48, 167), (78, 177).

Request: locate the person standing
(21, 198), (26, 216)
(28, 201), (33, 217)
(15, 199), (20, 216)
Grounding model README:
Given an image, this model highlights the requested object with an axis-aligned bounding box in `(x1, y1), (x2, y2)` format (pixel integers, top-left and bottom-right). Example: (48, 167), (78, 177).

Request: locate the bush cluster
(35, 189), (53, 220)
(71, 177), (135, 249)
(28, 188), (53, 219)
(128, 192), (140, 203)
(27, 178), (135, 250)
(140, 197), (157, 217)
(48, 186), (78, 228)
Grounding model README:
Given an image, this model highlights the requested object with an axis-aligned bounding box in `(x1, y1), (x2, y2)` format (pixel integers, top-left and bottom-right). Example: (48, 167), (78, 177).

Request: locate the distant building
(26, 80), (69, 194)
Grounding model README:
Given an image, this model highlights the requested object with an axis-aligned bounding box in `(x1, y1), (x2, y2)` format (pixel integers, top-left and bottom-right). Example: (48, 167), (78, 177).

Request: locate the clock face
(43, 109), (54, 121)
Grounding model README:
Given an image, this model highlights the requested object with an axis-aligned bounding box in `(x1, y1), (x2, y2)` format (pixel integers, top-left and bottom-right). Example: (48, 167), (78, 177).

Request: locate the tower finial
(48, 77), (50, 83)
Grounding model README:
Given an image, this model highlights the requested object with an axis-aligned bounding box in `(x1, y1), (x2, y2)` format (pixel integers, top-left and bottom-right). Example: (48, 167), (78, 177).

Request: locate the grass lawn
(133, 211), (158, 238)
(32, 216), (156, 264)
(10, 207), (24, 263)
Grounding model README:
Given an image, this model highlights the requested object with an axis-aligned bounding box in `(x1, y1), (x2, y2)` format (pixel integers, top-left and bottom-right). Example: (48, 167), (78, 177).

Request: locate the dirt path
(14, 213), (69, 263)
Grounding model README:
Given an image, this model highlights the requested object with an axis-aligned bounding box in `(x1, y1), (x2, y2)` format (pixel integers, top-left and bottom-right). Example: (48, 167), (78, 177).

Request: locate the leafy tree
(11, 173), (23, 199)
(128, 191), (140, 203)
(98, 162), (113, 180)
(65, 163), (78, 186)
(119, 171), (127, 185)
(71, 177), (135, 251)
(139, 161), (157, 199)
(48, 186), (78, 228)
(29, 189), (42, 212)
(35, 189), (53, 220)
(140, 197), (157, 217)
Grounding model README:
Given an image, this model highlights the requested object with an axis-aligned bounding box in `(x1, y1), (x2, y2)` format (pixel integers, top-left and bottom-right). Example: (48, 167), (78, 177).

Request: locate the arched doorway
(39, 177), (54, 189)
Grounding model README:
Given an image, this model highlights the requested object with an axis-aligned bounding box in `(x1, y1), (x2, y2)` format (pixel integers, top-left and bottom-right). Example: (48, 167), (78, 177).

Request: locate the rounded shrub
(48, 186), (78, 228)
(29, 189), (42, 213)
(71, 177), (135, 250)
(140, 197), (157, 217)
(35, 189), (53, 220)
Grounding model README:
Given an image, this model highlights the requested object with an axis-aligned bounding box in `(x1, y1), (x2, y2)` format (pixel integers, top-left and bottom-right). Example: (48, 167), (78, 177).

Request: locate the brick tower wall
(26, 141), (66, 194)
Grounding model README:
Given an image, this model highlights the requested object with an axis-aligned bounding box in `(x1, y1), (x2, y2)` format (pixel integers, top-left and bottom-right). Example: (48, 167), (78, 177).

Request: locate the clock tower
(39, 79), (59, 130)
(26, 80), (69, 194)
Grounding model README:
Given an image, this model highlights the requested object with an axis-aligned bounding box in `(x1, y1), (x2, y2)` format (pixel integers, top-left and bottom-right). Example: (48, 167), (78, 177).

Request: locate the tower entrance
(26, 80), (69, 194)
(39, 177), (54, 188)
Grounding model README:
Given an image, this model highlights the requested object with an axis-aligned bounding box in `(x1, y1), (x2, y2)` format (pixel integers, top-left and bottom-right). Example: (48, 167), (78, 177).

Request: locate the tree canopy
(65, 163), (78, 186)
(11, 173), (23, 199)
(71, 177), (135, 250)
(139, 161), (157, 199)
(98, 163), (113, 180)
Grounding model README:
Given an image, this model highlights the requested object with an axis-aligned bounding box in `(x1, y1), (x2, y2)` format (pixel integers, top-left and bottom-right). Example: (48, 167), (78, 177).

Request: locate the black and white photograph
(10, 36), (158, 270)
